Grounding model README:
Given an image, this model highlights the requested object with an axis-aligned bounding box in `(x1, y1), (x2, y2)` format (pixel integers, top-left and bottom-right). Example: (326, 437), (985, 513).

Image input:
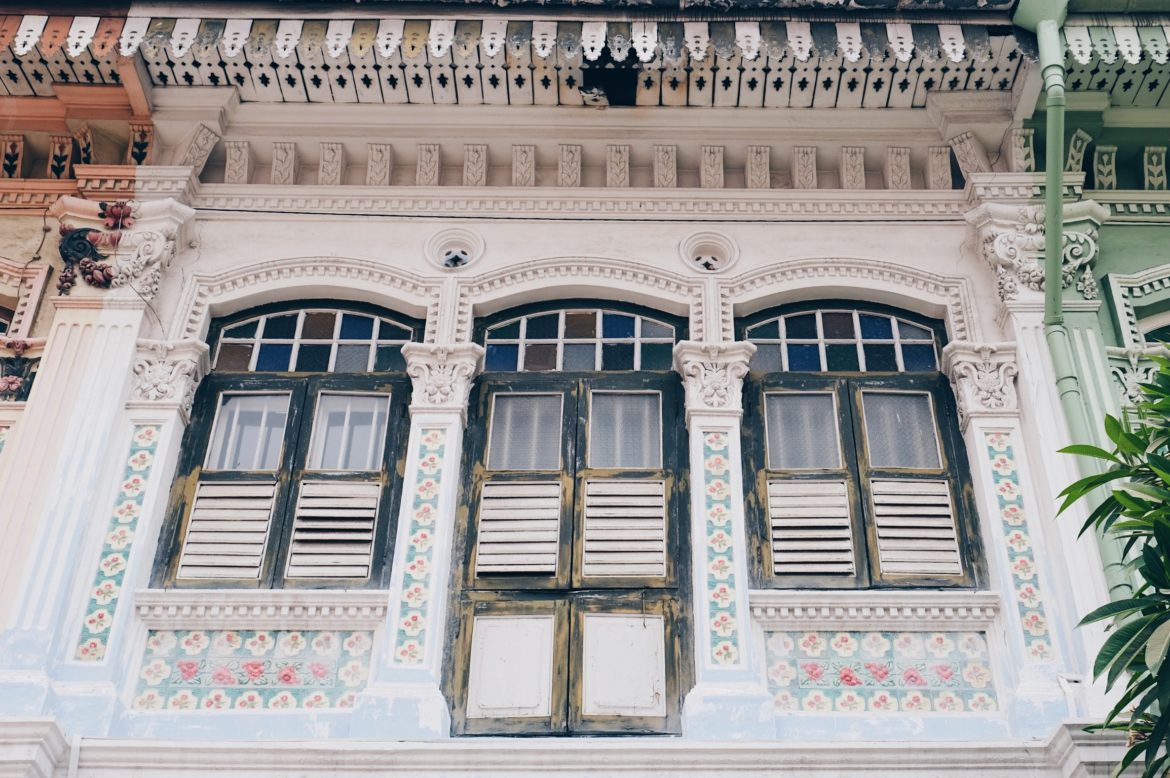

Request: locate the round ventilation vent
(426, 228), (485, 272)
(679, 232), (739, 274)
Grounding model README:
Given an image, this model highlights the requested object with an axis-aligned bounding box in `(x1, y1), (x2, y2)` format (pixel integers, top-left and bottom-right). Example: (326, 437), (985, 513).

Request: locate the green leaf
(1149, 622), (1170, 676)
(1060, 444), (1121, 464)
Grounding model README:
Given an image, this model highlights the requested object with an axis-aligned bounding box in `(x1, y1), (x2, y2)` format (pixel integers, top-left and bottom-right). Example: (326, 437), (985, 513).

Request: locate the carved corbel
(672, 341), (756, 422)
(941, 341), (1019, 430)
(48, 196), (196, 301)
(402, 342), (485, 417)
(128, 339), (210, 422)
(1109, 347), (1160, 407)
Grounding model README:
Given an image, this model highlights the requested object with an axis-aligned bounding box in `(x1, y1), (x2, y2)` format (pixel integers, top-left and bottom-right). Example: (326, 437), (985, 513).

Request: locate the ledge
(1086, 190), (1170, 221)
(749, 590), (1001, 631)
(133, 589), (390, 630)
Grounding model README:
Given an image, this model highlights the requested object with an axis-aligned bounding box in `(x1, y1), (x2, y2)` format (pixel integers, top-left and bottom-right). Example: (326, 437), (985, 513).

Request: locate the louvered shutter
(474, 481), (562, 576)
(870, 479), (962, 576)
(286, 481), (380, 578)
(177, 482), (277, 579)
(582, 480), (666, 578)
(767, 479), (854, 575)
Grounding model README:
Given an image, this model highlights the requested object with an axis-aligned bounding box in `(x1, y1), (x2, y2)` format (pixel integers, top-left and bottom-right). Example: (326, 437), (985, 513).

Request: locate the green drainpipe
(1013, 0), (1128, 597)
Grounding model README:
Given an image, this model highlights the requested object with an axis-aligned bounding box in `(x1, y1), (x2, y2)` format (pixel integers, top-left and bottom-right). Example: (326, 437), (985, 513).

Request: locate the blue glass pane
(378, 321), (412, 341)
(602, 343), (635, 370)
(901, 344), (937, 372)
(747, 320), (779, 339)
(785, 314), (817, 339)
(487, 321), (521, 340)
(224, 320), (258, 338)
(602, 313), (635, 339)
(340, 314), (374, 340)
(859, 314), (892, 340)
(255, 343), (293, 371)
(262, 314), (297, 339)
(526, 313), (559, 340)
(751, 344), (783, 372)
(863, 343), (898, 372)
(485, 344), (519, 371)
(786, 344), (821, 371)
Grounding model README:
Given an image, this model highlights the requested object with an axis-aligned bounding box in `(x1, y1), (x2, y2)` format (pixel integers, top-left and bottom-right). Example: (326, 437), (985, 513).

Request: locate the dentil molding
(749, 589), (1001, 631)
(127, 339), (210, 422)
(941, 341), (1019, 429)
(402, 342), (484, 416)
(672, 341), (756, 421)
(134, 589), (389, 631)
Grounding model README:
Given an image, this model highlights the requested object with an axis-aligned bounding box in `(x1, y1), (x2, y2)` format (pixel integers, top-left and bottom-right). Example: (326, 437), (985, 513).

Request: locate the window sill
(748, 589), (1000, 631)
(134, 588), (390, 630)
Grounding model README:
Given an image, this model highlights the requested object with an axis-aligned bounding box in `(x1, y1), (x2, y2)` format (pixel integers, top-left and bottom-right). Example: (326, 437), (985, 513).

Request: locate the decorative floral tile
(764, 629), (998, 713)
(132, 629), (373, 710)
(985, 432), (1053, 662)
(392, 428), (446, 665)
(703, 431), (742, 666)
(74, 424), (161, 662)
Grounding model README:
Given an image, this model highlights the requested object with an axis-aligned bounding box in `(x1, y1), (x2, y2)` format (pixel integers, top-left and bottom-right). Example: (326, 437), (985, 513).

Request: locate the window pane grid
(485, 310), (675, 372)
(307, 393), (391, 471)
(205, 393), (291, 471)
(747, 309), (937, 373)
(214, 309), (413, 373)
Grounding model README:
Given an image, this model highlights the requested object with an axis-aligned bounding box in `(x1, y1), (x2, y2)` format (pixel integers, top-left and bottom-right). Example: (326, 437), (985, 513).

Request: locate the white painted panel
(871, 479), (962, 576)
(581, 613), (666, 717)
(466, 615), (555, 718)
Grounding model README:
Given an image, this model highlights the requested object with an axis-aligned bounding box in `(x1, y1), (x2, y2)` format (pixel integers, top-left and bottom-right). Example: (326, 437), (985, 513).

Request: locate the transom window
(215, 308), (414, 373)
(740, 304), (981, 590)
(0, 306), (11, 335)
(745, 309), (938, 373)
(155, 303), (419, 590)
(483, 309), (676, 372)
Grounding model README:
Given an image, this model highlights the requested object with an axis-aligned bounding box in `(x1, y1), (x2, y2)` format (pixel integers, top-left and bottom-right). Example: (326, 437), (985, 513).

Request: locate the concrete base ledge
(0, 718), (1131, 777)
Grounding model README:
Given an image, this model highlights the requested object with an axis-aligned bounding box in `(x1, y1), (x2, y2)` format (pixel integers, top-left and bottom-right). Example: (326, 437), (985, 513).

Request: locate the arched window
(153, 303), (419, 589)
(449, 302), (688, 736)
(739, 303), (981, 590)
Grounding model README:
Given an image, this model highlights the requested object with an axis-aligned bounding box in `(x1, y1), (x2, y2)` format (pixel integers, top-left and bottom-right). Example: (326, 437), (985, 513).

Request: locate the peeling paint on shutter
(583, 480), (666, 578)
(286, 481), (380, 578)
(871, 479), (962, 576)
(177, 482), (276, 579)
(768, 479), (854, 575)
(475, 481), (561, 575)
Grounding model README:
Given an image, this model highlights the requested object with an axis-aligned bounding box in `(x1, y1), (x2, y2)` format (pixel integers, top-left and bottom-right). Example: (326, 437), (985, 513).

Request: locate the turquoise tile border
(703, 431), (742, 666)
(75, 424), (162, 661)
(392, 428), (446, 665)
(985, 432), (1053, 661)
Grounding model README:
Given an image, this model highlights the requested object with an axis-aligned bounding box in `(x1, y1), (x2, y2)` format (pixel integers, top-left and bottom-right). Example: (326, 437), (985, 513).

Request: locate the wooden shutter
(870, 479), (962, 576)
(767, 479), (854, 575)
(582, 480), (666, 578)
(474, 481), (562, 576)
(286, 481), (380, 578)
(177, 482), (276, 579)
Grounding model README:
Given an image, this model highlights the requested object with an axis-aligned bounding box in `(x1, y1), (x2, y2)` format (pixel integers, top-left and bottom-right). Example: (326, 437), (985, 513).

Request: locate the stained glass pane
(751, 344), (783, 372)
(487, 321), (521, 340)
(785, 314), (817, 339)
(340, 314), (374, 340)
(863, 344), (898, 372)
(255, 343), (293, 371)
(640, 343), (673, 371)
(602, 343), (635, 370)
(223, 320), (258, 338)
(786, 344), (821, 372)
(901, 344), (937, 372)
(334, 344), (370, 372)
(523, 343), (557, 371)
(859, 314), (892, 339)
(563, 343), (597, 371)
(295, 344), (332, 372)
(485, 344), (519, 371)
(747, 321), (779, 339)
(302, 312), (336, 339)
(898, 320), (933, 340)
(526, 313), (560, 340)
(375, 345), (406, 371)
(263, 314), (298, 339)
(378, 321), (412, 340)
(640, 320), (674, 339)
(216, 343), (253, 371)
(564, 312), (596, 338)
(602, 313), (635, 338)
(822, 312), (855, 339)
(826, 343), (860, 371)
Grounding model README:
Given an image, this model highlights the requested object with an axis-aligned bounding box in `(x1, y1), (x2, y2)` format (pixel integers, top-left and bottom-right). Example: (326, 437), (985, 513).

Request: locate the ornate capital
(128, 339), (210, 422)
(402, 342), (484, 416)
(941, 341), (1019, 429)
(48, 196), (195, 301)
(672, 340), (756, 422)
(1108, 347), (1160, 407)
(967, 199), (1109, 304)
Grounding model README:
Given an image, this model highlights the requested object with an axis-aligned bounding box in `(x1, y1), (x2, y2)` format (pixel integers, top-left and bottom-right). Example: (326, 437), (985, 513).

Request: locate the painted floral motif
(984, 432), (1053, 661)
(765, 629), (998, 714)
(393, 428), (446, 665)
(702, 432), (743, 666)
(74, 424), (161, 662)
(132, 629), (373, 710)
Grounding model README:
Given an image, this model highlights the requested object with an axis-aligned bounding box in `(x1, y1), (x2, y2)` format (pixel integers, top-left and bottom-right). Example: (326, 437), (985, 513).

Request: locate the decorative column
(351, 342), (483, 738)
(0, 196), (193, 717)
(673, 341), (774, 739)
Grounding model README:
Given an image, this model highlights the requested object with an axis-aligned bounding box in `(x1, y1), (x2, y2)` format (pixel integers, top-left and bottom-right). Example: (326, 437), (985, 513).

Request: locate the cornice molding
(189, 185), (973, 223)
(133, 589), (390, 631)
(749, 590), (1002, 631)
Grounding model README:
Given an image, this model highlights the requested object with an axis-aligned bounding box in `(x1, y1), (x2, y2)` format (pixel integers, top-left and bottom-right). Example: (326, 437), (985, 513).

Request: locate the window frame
(152, 302), (422, 591)
(739, 303), (984, 591)
(446, 304), (691, 736)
